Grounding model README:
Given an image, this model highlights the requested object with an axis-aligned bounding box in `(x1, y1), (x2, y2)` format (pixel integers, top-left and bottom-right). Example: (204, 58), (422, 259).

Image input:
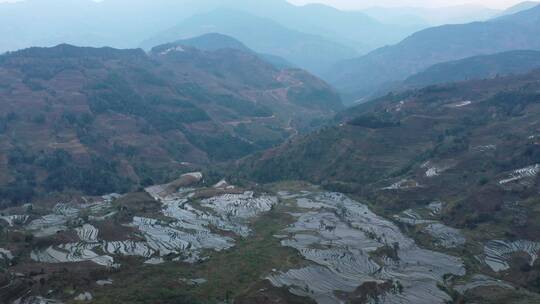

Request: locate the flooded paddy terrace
(1, 177), (533, 303)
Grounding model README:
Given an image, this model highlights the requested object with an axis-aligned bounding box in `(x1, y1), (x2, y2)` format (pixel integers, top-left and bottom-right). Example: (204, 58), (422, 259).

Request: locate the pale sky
(287, 0), (527, 9)
(0, 0), (530, 10)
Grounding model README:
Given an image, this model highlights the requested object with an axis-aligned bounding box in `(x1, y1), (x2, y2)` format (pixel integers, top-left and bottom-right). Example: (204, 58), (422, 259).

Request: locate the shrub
(37, 150), (131, 195)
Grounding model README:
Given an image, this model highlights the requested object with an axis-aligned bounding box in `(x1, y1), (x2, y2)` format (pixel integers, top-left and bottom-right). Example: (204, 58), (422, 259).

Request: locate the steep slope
(0, 44), (341, 204)
(183, 0), (423, 54)
(327, 4), (540, 102)
(140, 9), (358, 75)
(244, 68), (540, 198)
(240, 69), (540, 295)
(404, 50), (540, 87)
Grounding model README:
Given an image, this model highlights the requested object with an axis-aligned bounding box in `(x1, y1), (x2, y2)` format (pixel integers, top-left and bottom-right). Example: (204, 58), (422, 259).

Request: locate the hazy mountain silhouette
(156, 33), (294, 69)
(0, 0), (425, 63)
(404, 49), (540, 87)
(141, 9), (358, 75)
(326, 4), (540, 102)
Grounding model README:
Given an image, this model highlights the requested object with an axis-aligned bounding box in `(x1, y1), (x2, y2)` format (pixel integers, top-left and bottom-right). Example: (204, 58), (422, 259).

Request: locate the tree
(396, 280), (404, 294)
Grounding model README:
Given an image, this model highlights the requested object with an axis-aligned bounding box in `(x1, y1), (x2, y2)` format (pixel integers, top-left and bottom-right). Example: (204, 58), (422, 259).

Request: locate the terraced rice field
(382, 179), (421, 190)
(423, 223), (466, 248)
(3, 179), (537, 303)
(0, 215), (29, 226)
(0, 248), (13, 261)
(13, 297), (62, 304)
(481, 240), (540, 272)
(29, 173), (279, 268)
(454, 274), (513, 294)
(393, 203), (466, 249)
(499, 164), (540, 185)
(268, 191), (465, 304)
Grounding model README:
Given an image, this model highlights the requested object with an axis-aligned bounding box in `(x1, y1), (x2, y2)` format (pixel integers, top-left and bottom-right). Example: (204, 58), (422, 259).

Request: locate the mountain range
(0, 0), (433, 76)
(326, 4), (540, 102)
(5, 0), (534, 81)
(140, 9), (357, 75)
(0, 40), (340, 203)
(362, 4), (499, 26)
